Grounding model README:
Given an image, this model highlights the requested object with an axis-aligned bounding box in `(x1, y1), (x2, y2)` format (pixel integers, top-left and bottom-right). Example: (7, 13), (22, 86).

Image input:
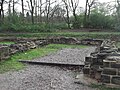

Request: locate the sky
(3, 0), (114, 14)
(79, 0), (113, 7)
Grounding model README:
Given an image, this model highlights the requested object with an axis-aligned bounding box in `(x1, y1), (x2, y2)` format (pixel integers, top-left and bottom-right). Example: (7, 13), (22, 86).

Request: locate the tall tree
(84, 0), (88, 27)
(27, 0), (35, 24)
(69, 0), (79, 21)
(0, 0), (5, 25)
(116, 0), (120, 23)
(44, 0), (56, 24)
(8, 0), (12, 22)
(21, 0), (24, 19)
(62, 0), (70, 29)
(87, 0), (95, 19)
(12, 0), (15, 16)
(84, 0), (96, 27)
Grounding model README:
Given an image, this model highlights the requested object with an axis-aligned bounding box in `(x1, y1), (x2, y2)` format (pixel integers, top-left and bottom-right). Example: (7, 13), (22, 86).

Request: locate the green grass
(0, 41), (15, 45)
(45, 44), (88, 49)
(0, 32), (120, 39)
(0, 44), (87, 73)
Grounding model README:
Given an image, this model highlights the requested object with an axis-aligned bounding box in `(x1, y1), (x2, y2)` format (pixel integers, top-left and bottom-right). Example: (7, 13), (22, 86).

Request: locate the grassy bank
(0, 32), (120, 39)
(0, 44), (87, 73)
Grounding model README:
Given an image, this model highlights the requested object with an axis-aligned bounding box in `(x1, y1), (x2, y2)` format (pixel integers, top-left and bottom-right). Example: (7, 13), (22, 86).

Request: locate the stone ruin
(0, 37), (103, 61)
(83, 39), (120, 86)
(0, 39), (49, 61)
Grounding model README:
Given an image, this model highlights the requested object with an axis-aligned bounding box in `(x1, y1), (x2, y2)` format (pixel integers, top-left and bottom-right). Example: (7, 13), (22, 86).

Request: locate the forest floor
(0, 47), (98, 90)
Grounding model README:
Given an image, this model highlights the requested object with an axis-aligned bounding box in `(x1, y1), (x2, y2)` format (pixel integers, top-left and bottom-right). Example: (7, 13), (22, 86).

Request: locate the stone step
(19, 60), (85, 67)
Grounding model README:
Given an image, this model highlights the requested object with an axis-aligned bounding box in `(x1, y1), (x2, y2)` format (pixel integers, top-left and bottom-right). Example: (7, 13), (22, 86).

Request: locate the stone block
(97, 58), (103, 65)
(85, 62), (91, 65)
(102, 50), (116, 53)
(90, 41), (97, 45)
(83, 66), (90, 75)
(0, 46), (9, 60)
(111, 63), (120, 68)
(100, 46), (110, 51)
(101, 74), (111, 83)
(102, 68), (117, 75)
(91, 65), (100, 70)
(118, 48), (120, 52)
(97, 53), (107, 59)
(103, 59), (116, 68)
(91, 57), (98, 64)
(111, 76), (120, 85)
(90, 52), (97, 57)
(85, 56), (92, 63)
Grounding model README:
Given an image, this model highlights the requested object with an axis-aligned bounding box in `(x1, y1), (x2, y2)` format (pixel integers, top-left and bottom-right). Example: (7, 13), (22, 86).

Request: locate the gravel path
(33, 47), (96, 64)
(0, 47), (97, 90)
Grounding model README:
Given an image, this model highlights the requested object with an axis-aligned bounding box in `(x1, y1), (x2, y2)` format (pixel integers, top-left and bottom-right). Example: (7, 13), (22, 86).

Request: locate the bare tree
(44, 0), (56, 24)
(27, 0), (35, 24)
(84, 0), (88, 27)
(116, 0), (120, 23)
(21, 0), (24, 18)
(62, 0), (70, 28)
(48, 4), (65, 23)
(69, 0), (79, 21)
(13, 0), (15, 16)
(84, 0), (96, 27)
(0, 0), (5, 25)
(87, 0), (95, 19)
(8, 0), (12, 22)
(38, 0), (44, 22)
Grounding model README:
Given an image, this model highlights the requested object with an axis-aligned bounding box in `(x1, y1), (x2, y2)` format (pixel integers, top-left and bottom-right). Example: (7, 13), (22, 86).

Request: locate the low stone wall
(83, 39), (120, 86)
(0, 37), (103, 61)
(80, 39), (103, 46)
(47, 37), (103, 46)
(0, 40), (49, 60)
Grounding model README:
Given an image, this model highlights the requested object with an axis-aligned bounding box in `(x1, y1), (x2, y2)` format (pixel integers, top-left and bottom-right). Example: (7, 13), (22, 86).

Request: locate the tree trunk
(30, 0), (34, 24)
(66, 6), (70, 29)
(8, 1), (11, 22)
(0, 0), (4, 25)
(62, 0), (70, 29)
(84, 0), (88, 27)
(31, 6), (34, 24)
(21, 0), (24, 21)
(13, 0), (15, 16)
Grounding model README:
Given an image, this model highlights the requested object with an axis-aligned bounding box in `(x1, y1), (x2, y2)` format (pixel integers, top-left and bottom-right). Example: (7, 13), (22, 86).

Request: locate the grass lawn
(0, 41), (15, 45)
(0, 44), (88, 74)
(0, 32), (120, 39)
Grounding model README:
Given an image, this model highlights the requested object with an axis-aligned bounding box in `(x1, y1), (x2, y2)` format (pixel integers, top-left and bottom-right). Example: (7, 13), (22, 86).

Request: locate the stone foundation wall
(0, 37), (103, 61)
(83, 39), (120, 86)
